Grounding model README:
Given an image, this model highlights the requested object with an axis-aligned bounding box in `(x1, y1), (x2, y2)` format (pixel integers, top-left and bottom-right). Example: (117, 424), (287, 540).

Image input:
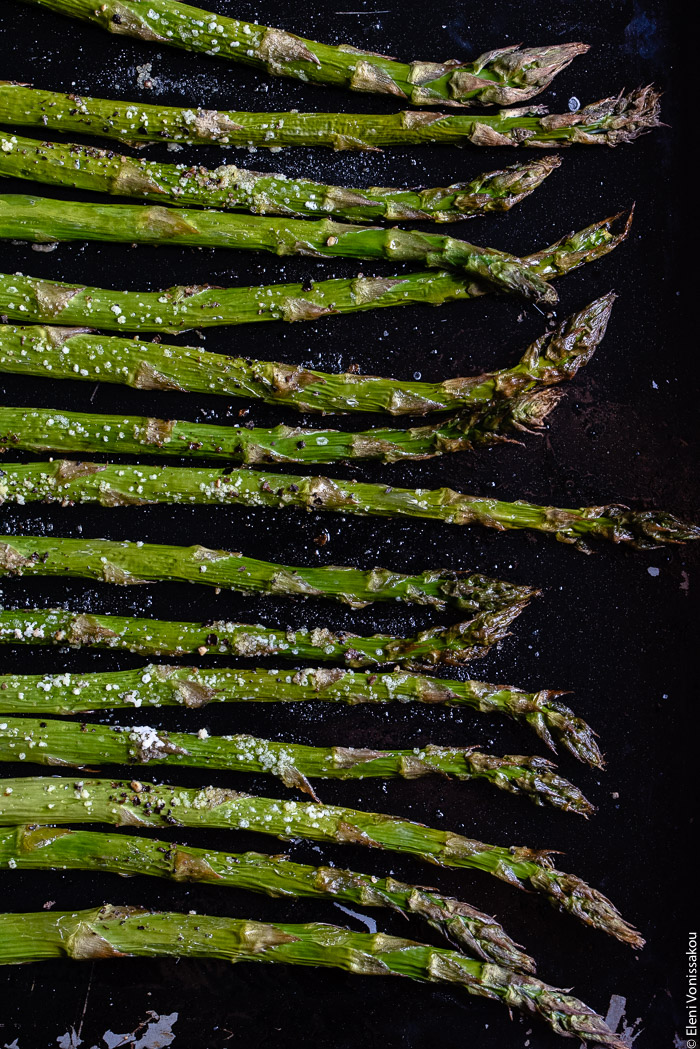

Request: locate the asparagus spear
(0, 81), (659, 149)
(0, 194), (558, 304)
(0, 662), (602, 766)
(0, 394), (563, 465)
(0, 212), (631, 333)
(0, 777), (643, 947)
(3, 462), (696, 549)
(13, 3), (586, 108)
(0, 905), (623, 1047)
(0, 133), (560, 224)
(0, 293), (615, 417)
(0, 606), (528, 671)
(0, 537), (532, 613)
(0, 825), (534, 970)
(0, 716), (592, 813)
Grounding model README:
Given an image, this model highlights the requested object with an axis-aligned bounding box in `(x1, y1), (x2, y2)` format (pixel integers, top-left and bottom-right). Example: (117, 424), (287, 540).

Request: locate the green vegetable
(0, 903), (623, 1044)
(12, 3), (586, 108)
(0, 81), (659, 149)
(0, 194), (557, 303)
(0, 537), (533, 613)
(0, 212), (631, 332)
(0, 607), (528, 672)
(0, 660), (602, 766)
(0, 777), (643, 947)
(0, 393), (564, 466)
(0, 294), (614, 417)
(2, 464), (696, 549)
(0, 825), (535, 970)
(0, 716), (593, 814)
(0, 133), (560, 223)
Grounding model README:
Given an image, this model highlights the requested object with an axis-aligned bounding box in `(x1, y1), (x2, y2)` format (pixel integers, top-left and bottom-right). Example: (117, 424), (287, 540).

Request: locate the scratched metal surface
(0, 1), (695, 1047)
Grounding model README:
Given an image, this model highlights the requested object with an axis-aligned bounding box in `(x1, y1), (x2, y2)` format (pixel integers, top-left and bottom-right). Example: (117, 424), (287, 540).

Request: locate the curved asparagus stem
(0, 392), (564, 467)
(0, 293), (614, 417)
(0, 212), (631, 333)
(0, 662), (602, 767)
(0, 607), (528, 672)
(3, 462), (696, 550)
(0, 194), (556, 304)
(0, 134), (560, 224)
(12, 3), (586, 109)
(0, 536), (533, 613)
(0, 825), (535, 970)
(0, 717), (592, 814)
(0, 82), (660, 149)
(0, 777), (644, 947)
(0, 905), (623, 1046)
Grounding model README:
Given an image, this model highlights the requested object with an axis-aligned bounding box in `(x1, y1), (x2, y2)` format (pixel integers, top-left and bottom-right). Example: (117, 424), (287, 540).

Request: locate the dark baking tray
(0, 2), (695, 1046)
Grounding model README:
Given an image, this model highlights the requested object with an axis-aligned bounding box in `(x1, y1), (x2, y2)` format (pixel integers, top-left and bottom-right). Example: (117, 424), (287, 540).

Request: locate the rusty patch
(35, 282), (84, 318)
(68, 927), (129, 960)
(112, 160), (164, 196)
(101, 561), (148, 584)
(138, 206), (200, 238)
(192, 110), (244, 140)
(332, 747), (384, 768)
(133, 361), (184, 392)
(174, 679), (219, 709)
(0, 542), (32, 571)
(134, 417), (176, 446)
(55, 460), (104, 480)
(66, 614), (118, 645)
(105, 2), (166, 41)
(172, 849), (222, 882)
(469, 123), (517, 147)
(351, 276), (406, 304)
(279, 297), (337, 323)
(258, 28), (320, 71)
(268, 362), (318, 393)
(350, 61), (406, 98)
(279, 763), (320, 801)
(336, 822), (382, 848)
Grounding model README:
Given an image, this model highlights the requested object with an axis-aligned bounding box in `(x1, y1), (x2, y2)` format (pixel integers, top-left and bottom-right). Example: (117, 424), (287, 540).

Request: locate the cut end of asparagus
(533, 866), (645, 949)
(451, 42), (589, 106)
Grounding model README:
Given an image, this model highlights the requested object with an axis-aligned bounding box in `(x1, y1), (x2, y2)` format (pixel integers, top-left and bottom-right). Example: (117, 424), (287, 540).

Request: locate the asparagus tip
(596, 506), (700, 549)
(532, 866), (645, 949)
(456, 42), (590, 106)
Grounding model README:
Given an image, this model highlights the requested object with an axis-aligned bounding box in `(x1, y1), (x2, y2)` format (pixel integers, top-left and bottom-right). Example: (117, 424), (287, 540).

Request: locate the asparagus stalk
(0, 608), (528, 671)
(3, 462), (697, 549)
(0, 777), (644, 947)
(0, 906), (623, 1047)
(0, 133), (560, 224)
(0, 825), (535, 970)
(0, 536), (533, 613)
(0, 81), (659, 149)
(0, 662), (602, 766)
(0, 716), (592, 813)
(0, 212), (631, 333)
(0, 394), (563, 465)
(0, 293), (615, 417)
(0, 194), (556, 304)
(13, 2), (587, 108)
